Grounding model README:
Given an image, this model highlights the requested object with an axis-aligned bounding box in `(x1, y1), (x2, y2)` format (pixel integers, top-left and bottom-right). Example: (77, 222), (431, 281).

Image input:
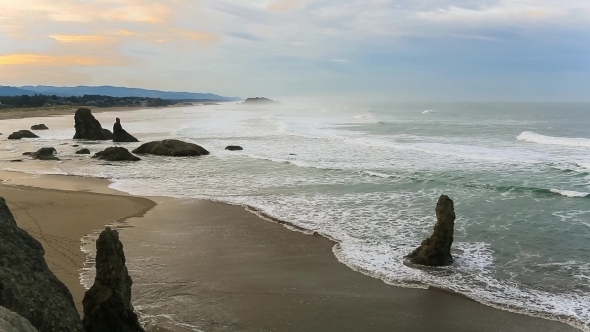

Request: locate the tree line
(0, 94), (176, 108)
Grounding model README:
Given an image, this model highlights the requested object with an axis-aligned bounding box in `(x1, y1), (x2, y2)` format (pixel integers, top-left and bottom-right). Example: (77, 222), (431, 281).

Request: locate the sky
(0, 0), (589, 101)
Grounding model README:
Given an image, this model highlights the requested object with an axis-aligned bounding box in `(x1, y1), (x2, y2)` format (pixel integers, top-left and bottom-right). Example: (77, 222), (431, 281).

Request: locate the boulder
(8, 130), (39, 140)
(73, 108), (110, 140)
(133, 139), (209, 157)
(30, 124), (48, 130)
(93, 147), (140, 162)
(10, 159), (23, 163)
(22, 152), (33, 156)
(113, 118), (139, 143)
(0, 197), (84, 332)
(76, 148), (91, 155)
(0, 307), (39, 332)
(225, 145), (243, 151)
(31, 148), (59, 161)
(406, 195), (456, 266)
(82, 228), (144, 332)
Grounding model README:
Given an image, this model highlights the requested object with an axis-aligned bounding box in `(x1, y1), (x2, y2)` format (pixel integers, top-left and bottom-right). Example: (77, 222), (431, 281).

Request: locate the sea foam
(518, 131), (590, 148)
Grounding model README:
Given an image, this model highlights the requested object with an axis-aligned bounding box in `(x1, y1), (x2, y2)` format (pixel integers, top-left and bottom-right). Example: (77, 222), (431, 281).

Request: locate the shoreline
(0, 103), (196, 121)
(0, 170), (581, 331)
(0, 171), (157, 314)
(189, 198), (588, 332)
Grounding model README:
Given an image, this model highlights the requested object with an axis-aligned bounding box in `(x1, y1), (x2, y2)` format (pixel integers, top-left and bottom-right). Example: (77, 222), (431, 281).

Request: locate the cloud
(0, 54), (123, 66)
(0, 0), (589, 99)
(267, 0), (300, 13)
(414, 0), (590, 27)
(50, 34), (111, 44)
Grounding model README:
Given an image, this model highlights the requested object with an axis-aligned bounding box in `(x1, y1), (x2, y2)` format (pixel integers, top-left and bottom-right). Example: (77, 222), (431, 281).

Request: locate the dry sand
(0, 105), (147, 121)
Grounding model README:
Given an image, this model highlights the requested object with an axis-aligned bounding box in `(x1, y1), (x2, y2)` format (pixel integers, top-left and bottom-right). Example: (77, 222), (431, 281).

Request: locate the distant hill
(0, 86), (37, 97)
(2, 85), (240, 101)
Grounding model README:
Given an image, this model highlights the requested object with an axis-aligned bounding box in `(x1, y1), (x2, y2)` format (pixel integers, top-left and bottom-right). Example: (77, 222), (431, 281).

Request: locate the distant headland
(0, 85), (240, 102)
(241, 97), (281, 105)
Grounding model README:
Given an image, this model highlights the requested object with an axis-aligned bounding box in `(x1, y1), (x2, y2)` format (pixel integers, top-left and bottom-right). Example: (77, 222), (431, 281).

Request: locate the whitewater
(2, 101), (590, 331)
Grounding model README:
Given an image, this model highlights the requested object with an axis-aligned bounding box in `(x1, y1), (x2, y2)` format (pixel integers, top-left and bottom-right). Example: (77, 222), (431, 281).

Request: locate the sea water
(2, 102), (590, 331)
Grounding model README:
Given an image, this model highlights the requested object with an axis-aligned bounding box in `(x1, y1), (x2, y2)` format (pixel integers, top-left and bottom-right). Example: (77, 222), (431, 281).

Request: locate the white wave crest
(550, 189), (590, 198)
(517, 131), (590, 148)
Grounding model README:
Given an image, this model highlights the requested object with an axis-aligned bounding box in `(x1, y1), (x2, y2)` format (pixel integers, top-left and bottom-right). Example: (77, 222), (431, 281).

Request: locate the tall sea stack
(112, 118), (139, 143)
(73, 108), (112, 140)
(82, 227), (144, 332)
(407, 195), (456, 266)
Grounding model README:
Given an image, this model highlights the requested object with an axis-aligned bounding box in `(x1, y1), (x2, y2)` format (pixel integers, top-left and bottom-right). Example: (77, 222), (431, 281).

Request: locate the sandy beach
(0, 170), (578, 331)
(0, 105), (149, 121)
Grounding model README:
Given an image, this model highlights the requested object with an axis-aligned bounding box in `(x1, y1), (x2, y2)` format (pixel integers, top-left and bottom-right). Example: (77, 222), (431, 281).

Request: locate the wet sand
(123, 199), (579, 332)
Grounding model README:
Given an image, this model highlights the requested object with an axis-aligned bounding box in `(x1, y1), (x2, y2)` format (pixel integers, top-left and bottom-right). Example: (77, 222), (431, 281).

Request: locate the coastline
(0, 103), (192, 121)
(0, 107), (583, 331)
(0, 171), (580, 331)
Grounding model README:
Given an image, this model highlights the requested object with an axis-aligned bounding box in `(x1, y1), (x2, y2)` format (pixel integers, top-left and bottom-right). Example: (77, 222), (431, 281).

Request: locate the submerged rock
(93, 147), (140, 161)
(133, 139), (209, 157)
(406, 195), (456, 266)
(30, 124), (48, 130)
(8, 130), (39, 140)
(0, 307), (39, 332)
(31, 147), (59, 161)
(73, 108), (110, 140)
(225, 145), (243, 151)
(113, 118), (139, 143)
(0, 198), (83, 332)
(82, 228), (144, 332)
(76, 148), (91, 155)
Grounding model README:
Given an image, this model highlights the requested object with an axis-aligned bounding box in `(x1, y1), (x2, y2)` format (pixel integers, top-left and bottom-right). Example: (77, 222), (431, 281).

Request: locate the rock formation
(0, 198), (84, 332)
(133, 139), (209, 157)
(82, 228), (144, 332)
(76, 148), (91, 155)
(112, 118), (139, 143)
(8, 130), (39, 140)
(93, 147), (141, 161)
(30, 124), (48, 130)
(0, 306), (39, 332)
(102, 129), (114, 140)
(73, 108), (111, 140)
(225, 145), (243, 151)
(31, 147), (59, 161)
(406, 195), (456, 266)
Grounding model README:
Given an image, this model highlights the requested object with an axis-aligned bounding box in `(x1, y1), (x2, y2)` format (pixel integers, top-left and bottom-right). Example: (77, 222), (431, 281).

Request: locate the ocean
(3, 102), (590, 331)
